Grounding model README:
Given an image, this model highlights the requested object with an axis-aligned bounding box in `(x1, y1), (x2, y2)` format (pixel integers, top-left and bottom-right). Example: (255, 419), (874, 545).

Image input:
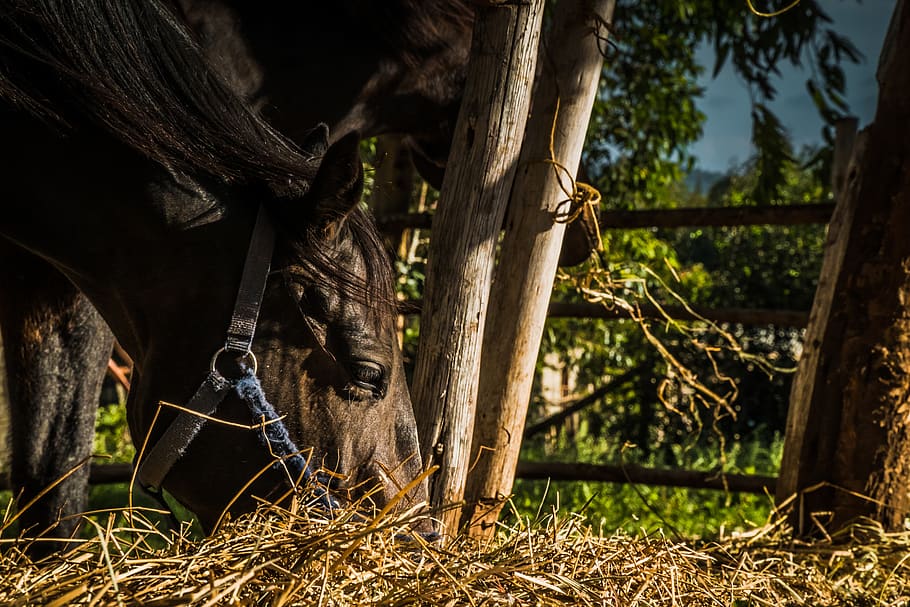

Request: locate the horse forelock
(344, 208), (398, 319)
(285, 206), (397, 325)
(0, 0), (318, 191)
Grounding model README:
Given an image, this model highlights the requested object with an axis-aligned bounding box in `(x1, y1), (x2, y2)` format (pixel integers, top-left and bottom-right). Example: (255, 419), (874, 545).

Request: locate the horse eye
(350, 361), (387, 398)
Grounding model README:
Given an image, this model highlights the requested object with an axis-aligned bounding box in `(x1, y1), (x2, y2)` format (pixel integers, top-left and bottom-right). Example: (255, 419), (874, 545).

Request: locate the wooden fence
(377, 201), (834, 232)
(0, 460), (776, 495)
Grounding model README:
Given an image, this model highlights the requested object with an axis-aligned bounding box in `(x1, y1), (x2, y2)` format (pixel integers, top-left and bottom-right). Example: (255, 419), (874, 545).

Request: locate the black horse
(0, 0), (428, 545)
(175, 0), (474, 187)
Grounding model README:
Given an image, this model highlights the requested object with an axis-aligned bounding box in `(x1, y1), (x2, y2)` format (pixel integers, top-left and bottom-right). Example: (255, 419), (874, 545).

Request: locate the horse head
(131, 133), (430, 531)
(0, 0), (430, 536)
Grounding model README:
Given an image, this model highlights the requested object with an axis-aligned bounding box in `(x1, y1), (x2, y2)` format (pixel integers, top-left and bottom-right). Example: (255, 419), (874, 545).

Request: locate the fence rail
(546, 302), (809, 327)
(516, 462), (776, 495)
(399, 300), (809, 328)
(0, 462), (777, 496)
(377, 202), (835, 233)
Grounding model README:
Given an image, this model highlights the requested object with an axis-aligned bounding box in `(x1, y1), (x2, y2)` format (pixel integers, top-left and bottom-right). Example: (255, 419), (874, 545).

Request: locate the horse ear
(308, 132), (364, 230)
(300, 123), (329, 158)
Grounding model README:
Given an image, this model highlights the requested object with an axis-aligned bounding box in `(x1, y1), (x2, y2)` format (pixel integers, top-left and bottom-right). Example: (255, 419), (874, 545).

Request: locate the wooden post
(410, 0), (545, 535)
(778, 0), (910, 532)
(461, 0), (616, 536)
(367, 135), (415, 346)
(515, 461), (776, 495)
(776, 118), (858, 511)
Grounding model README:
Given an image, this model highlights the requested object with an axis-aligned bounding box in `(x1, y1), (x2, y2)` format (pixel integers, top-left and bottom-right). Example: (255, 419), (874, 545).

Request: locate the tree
(587, 0), (860, 209)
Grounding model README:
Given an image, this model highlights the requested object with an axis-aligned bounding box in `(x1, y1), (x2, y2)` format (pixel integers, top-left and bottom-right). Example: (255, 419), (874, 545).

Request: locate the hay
(2, 491), (910, 606)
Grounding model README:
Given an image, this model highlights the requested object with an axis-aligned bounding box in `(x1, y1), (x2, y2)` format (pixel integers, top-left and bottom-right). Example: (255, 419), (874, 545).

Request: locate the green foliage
(526, 147), (827, 534)
(589, 12), (704, 205)
(359, 137), (378, 201)
(662, 152), (826, 440)
(93, 400), (134, 464)
(86, 484), (203, 542)
(587, 0), (861, 207)
(750, 104), (794, 204)
(509, 434), (783, 538)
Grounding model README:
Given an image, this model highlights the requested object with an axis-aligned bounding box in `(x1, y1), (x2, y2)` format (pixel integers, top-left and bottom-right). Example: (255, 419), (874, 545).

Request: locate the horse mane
(0, 0), (316, 190)
(345, 0), (475, 68)
(0, 0), (394, 310)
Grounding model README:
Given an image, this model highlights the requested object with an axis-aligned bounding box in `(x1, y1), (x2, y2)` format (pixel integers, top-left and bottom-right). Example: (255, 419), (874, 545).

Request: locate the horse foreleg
(0, 242), (113, 548)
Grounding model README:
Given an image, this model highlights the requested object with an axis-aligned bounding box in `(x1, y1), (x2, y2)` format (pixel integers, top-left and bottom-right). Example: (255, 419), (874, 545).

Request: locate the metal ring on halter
(210, 347), (258, 375)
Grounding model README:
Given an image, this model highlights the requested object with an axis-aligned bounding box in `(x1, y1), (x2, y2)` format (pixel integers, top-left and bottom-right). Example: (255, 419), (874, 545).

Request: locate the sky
(691, 0), (896, 172)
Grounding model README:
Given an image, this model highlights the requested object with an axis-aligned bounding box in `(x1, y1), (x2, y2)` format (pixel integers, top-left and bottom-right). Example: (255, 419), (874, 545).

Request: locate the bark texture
(461, 0), (615, 536)
(410, 0), (545, 535)
(778, 0), (910, 531)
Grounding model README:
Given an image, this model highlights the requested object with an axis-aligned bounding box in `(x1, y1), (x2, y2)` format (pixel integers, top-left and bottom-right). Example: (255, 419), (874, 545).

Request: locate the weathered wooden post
(777, 0), (910, 532)
(462, 0), (616, 536)
(776, 117), (858, 514)
(411, 0), (545, 534)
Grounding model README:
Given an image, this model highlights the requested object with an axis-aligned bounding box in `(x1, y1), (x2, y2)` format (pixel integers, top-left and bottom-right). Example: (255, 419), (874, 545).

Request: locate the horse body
(176, 0), (473, 184)
(0, 0), (426, 544)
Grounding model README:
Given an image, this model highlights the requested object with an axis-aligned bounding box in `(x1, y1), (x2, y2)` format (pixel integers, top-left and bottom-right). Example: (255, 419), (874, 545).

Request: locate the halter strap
(224, 204), (276, 354)
(137, 204), (274, 492)
(137, 204), (337, 513)
(137, 372), (233, 492)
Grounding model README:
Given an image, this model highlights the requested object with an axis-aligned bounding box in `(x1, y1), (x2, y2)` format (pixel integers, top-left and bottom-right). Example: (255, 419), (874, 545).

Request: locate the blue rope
(233, 369), (338, 510)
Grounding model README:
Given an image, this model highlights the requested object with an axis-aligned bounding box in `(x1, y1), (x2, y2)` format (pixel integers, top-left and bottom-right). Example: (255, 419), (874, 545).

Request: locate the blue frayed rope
(233, 369), (338, 510)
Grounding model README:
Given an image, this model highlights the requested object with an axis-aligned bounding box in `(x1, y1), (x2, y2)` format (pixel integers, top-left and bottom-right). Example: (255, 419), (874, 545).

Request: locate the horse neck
(175, 0), (470, 144)
(0, 116), (251, 370)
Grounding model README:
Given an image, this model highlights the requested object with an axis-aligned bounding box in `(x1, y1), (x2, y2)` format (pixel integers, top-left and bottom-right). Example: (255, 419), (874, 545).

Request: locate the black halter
(136, 204), (335, 509)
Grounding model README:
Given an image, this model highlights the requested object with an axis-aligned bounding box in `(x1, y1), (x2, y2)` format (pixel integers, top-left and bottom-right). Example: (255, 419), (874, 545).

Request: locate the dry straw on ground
(2, 487), (910, 607)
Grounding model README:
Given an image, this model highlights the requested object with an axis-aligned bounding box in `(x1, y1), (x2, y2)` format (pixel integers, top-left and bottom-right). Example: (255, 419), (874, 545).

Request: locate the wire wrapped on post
(542, 98), (604, 262)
